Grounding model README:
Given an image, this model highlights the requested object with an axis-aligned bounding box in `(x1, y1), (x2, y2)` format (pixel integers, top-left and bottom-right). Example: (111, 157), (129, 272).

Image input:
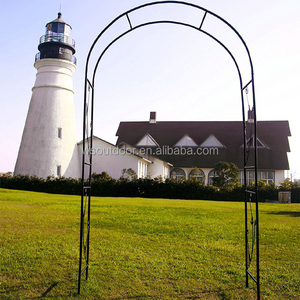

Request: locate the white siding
(275, 170), (285, 185)
(81, 138), (147, 179)
(14, 59), (77, 179)
(201, 168), (214, 185)
(147, 157), (171, 179)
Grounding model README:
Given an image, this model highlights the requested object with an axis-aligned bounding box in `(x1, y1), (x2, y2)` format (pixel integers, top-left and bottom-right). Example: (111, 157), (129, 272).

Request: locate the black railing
(39, 34), (75, 48)
(35, 52), (40, 61)
(35, 52), (77, 65)
(72, 56), (77, 64)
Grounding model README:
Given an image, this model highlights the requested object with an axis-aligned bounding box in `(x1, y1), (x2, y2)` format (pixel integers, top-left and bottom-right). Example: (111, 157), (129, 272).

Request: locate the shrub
(1, 173), (299, 203)
(279, 179), (300, 203)
(212, 161), (239, 188)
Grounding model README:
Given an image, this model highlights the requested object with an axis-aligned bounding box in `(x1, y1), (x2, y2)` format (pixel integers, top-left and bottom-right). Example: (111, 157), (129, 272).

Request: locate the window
(238, 170), (244, 184)
(170, 168), (186, 181)
(138, 161), (147, 178)
(174, 135), (197, 147)
(200, 135), (225, 148)
(241, 136), (269, 149)
(57, 165), (61, 177)
(258, 171), (274, 184)
(239, 170), (275, 185)
(136, 134), (159, 147)
(163, 165), (169, 179)
(208, 169), (218, 185)
(58, 128), (62, 138)
(51, 22), (65, 34)
(189, 169), (205, 183)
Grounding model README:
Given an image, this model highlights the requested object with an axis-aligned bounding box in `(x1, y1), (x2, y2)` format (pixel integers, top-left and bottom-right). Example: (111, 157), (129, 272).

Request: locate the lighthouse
(14, 13), (79, 178)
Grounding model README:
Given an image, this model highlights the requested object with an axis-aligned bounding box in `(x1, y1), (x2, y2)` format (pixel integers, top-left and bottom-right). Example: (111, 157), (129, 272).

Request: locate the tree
(280, 178), (300, 190)
(213, 161), (239, 188)
(120, 168), (138, 181)
(92, 172), (113, 182)
(188, 167), (206, 184)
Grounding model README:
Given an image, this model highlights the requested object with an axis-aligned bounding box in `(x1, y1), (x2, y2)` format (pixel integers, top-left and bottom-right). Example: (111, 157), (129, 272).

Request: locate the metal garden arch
(78, 1), (260, 298)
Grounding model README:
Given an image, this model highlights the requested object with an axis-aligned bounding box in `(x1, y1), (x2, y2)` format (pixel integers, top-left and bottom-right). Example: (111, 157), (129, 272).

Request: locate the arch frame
(188, 168), (205, 183)
(170, 167), (186, 180)
(78, 1), (260, 298)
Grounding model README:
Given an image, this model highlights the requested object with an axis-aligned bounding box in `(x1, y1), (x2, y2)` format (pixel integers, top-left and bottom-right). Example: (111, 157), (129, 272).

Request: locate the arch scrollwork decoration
(78, 1), (260, 298)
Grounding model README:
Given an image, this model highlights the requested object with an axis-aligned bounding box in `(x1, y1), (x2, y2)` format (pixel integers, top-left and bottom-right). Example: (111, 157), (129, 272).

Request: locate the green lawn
(0, 188), (299, 299)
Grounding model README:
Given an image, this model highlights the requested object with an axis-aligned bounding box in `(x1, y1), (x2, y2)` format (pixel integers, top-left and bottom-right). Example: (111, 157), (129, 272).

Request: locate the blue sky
(0, 0), (299, 179)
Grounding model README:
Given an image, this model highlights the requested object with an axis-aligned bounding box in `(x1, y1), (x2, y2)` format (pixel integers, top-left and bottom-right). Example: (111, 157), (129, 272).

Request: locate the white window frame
(208, 169), (218, 185)
(170, 168), (186, 181)
(239, 170), (275, 185)
(189, 169), (205, 183)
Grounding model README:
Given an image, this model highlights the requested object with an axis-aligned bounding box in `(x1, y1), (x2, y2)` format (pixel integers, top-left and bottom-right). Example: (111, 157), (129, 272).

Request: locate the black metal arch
(79, 1), (260, 298)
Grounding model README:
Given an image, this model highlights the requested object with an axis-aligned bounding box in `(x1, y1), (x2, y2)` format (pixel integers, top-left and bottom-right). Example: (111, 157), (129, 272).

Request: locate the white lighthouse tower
(14, 13), (79, 178)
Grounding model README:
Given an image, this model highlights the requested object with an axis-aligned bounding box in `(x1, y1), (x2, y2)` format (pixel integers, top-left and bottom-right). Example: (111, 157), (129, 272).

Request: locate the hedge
(0, 174), (299, 203)
(0, 175), (81, 195)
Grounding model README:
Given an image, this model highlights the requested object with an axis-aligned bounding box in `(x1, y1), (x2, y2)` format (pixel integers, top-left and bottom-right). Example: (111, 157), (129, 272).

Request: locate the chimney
(149, 111), (156, 124)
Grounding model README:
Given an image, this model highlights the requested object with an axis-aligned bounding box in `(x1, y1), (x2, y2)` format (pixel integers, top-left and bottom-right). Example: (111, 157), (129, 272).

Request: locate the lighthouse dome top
(38, 12), (75, 51)
(45, 12), (72, 38)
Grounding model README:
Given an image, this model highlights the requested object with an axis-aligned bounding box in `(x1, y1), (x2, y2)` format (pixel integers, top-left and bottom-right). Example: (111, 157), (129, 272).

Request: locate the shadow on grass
(39, 282), (59, 298)
(108, 286), (252, 300)
(265, 211), (299, 217)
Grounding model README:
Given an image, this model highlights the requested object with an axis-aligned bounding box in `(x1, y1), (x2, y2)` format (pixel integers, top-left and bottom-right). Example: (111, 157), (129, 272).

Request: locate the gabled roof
(77, 135), (152, 163)
(116, 120), (291, 170)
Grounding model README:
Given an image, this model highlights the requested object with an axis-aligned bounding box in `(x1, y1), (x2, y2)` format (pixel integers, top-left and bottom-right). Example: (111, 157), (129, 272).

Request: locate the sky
(0, 0), (299, 179)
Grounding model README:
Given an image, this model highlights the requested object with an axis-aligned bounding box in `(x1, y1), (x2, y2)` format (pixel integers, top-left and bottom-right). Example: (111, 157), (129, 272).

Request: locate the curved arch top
(85, 0), (254, 87)
(79, 2), (260, 298)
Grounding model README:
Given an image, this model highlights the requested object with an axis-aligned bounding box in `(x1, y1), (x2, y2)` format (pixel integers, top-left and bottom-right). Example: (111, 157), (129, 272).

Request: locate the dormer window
(200, 134), (225, 148)
(174, 135), (197, 147)
(241, 136), (269, 149)
(136, 134), (159, 147)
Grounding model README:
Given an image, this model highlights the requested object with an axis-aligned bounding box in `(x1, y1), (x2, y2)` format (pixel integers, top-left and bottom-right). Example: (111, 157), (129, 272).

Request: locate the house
(74, 136), (150, 179)
(115, 112), (291, 185)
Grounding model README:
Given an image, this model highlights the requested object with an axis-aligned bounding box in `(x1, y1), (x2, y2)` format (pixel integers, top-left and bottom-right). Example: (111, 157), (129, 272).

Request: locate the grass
(0, 188), (299, 299)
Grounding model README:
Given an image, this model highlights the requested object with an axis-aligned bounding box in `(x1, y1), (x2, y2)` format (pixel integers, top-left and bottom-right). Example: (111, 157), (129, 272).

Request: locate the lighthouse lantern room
(36, 12), (76, 63)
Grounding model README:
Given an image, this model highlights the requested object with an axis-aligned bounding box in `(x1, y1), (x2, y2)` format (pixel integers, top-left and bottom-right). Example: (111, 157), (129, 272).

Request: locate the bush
(1, 173), (299, 203)
(0, 174), (81, 195)
(279, 179), (300, 203)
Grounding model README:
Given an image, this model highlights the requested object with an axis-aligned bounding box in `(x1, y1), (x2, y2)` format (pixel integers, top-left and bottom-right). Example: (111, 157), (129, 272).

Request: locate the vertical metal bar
(252, 79), (260, 299)
(86, 80), (95, 281)
(86, 189), (91, 280)
(78, 77), (89, 294)
(241, 87), (249, 288)
(78, 193), (84, 294)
